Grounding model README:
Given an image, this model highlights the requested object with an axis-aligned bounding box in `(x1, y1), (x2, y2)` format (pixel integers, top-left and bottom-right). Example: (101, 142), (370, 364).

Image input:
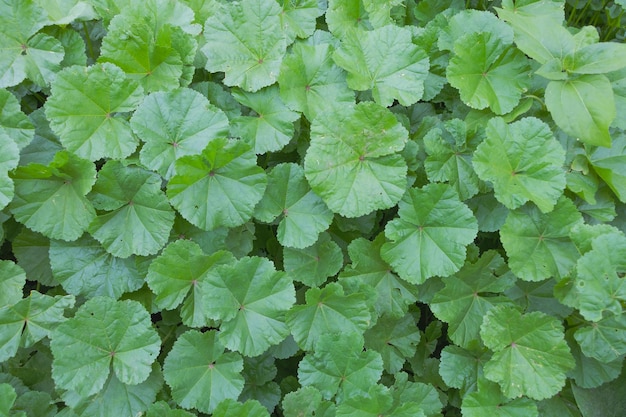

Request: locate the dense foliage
(1, 0), (626, 416)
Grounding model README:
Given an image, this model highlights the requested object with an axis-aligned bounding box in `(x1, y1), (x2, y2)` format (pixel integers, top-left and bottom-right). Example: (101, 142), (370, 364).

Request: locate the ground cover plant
(1, 0), (626, 415)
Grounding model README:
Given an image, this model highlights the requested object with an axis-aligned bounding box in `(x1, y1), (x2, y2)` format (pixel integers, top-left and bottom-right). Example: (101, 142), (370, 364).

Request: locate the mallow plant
(1, 0), (626, 416)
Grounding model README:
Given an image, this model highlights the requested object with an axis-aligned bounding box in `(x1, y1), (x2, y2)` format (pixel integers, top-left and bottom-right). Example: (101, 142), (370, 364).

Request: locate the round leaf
(333, 25), (429, 107)
(167, 138), (267, 231)
(304, 101), (408, 218)
(10, 151), (96, 241)
(473, 117), (566, 213)
(131, 87), (229, 179)
(284, 232), (343, 287)
(203, 256), (296, 356)
(88, 161), (175, 258)
(202, 0), (287, 92)
(381, 184), (478, 284)
(480, 305), (575, 400)
(163, 330), (244, 414)
(45, 63), (144, 161)
(50, 297), (160, 397)
(255, 163), (333, 249)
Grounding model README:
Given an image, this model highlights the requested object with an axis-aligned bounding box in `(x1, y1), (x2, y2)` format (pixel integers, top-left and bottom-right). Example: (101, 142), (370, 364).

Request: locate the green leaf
(588, 132), (626, 202)
(423, 118), (482, 200)
(364, 312), (421, 374)
(333, 25), (428, 107)
(213, 399), (270, 417)
(283, 232), (343, 287)
(202, 0), (287, 92)
(0, 292), (74, 362)
(255, 163), (333, 248)
(298, 332), (383, 400)
(35, 0), (97, 25)
(571, 359), (626, 417)
(130, 87), (229, 179)
(473, 117), (566, 212)
(163, 330), (244, 414)
(545, 75), (616, 148)
(278, 39), (354, 121)
(278, 0), (324, 41)
(0, 88), (35, 149)
(50, 297), (160, 397)
(505, 278), (573, 318)
(0, 12), (64, 88)
(12, 228), (54, 286)
(339, 234), (418, 318)
(304, 101), (408, 217)
(480, 305), (575, 400)
(231, 86), (300, 154)
(0, 261), (25, 307)
(447, 32), (530, 115)
(566, 330), (623, 389)
(49, 234), (145, 299)
(146, 239), (235, 326)
(500, 196), (583, 281)
(0, 383), (17, 417)
(202, 256), (295, 356)
(45, 63), (144, 160)
(98, 0), (199, 91)
(9, 151), (96, 241)
(381, 184), (478, 284)
(437, 9), (514, 52)
(574, 313), (626, 364)
(573, 232), (626, 322)
(325, 0), (371, 39)
(286, 282), (373, 351)
(167, 137), (267, 230)
(431, 251), (516, 348)
(145, 401), (195, 417)
(566, 42), (626, 75)
(281, 386), (336, 417)
(496, 0), (573, 64)
(61, 363), (163, 417)
(390, 372), (443, 417)
(439, 345), (491, 392)
(87, 160), (175, 258)
(461, 379), (538, 417)
(336, 384), (425, 417)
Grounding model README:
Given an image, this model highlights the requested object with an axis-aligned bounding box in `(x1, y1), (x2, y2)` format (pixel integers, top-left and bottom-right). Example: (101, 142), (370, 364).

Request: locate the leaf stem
(82, 22), (95, 62)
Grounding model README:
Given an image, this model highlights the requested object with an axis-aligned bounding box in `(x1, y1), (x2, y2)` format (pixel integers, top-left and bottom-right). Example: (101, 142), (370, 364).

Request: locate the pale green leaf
(163, 330), (244, 414)
(0, 292), (74, 362)
(431, 251), (516, 348)
(588, 132), (626, 202)
(167, 137), (267, 230)
(500, 196), (583, 281)
(333, 25), (429, 107)
(49, 234), (145, 299)
(304, 101), (408, 217)
(574, 313), (626, 364)
(131, 87), (229, 179)
(45, 63), (144, 161)
(9, 151), (96, 241)
(461, 379), (538, 417)
(364, 312), (421, 374)
(0, 261), (25, 307)
(278, 39), (354, 121)
(255, 163), (333, 248)
(298, 332), (383, 400)
(231, 86), (300, 154)
(279, 0), (324, 41)
(50, 297), (160, 397)
(0, 88), (35, 149)
(213, 399), (270, 417)
(325, 0), (371, 39)
(381, 184), (478, 284)
(439, 345), (491, 392)
(283, 232), (343, 287)
(286, 283), (373, 351)
(202, 256), (295, 356)
(447, 32), (530, 115)
(202, 0), (287, 92)
(339, 234), (418, 318)
(545, 75), (616, 148)
(88, 160), (175, 258)
(473, 117), (566, 212)
(480, 305), (575, 400)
